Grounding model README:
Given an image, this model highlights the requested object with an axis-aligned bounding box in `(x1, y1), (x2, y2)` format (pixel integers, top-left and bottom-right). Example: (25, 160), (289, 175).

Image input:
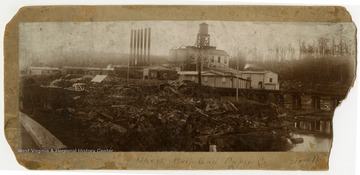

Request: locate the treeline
(271, 56), (354, 83)
(229, 55), (355, 84)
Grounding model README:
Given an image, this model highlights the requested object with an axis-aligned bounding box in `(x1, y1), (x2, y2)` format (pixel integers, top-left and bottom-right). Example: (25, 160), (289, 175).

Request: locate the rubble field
(22, 76), (299, 152)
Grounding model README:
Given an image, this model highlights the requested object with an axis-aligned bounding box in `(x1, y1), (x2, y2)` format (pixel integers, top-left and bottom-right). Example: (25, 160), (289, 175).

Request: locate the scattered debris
(66, 83), (86, 91)
(21, 76), (298, 151)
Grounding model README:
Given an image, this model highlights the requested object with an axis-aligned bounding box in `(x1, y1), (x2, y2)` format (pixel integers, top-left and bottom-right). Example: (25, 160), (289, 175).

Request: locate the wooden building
(169, 46), (230, 70)
(115, 65), (177, 80)
(178, 71), (250, 89)
(146, 66), (177, 80)
(210, 67), (280, 90)
(26, 66), (61, 76)
(60, 66), (114, 76)
(240, 71), (279, 90)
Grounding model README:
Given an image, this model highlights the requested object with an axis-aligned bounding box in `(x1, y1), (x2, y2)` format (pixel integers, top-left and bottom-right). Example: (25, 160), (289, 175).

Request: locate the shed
(145, 65), (178, 80)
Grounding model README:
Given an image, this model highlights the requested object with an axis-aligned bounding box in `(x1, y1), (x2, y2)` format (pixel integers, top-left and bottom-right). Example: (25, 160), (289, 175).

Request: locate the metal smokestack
(130, 27), (151, 66)
(144, 28), (147, 66)
(147, 28), (151, 65)
(132, 30), (136, 65)
(130, 30), (134, 66)
(136, 29), (140, 65)
(140, 29), (144, 66)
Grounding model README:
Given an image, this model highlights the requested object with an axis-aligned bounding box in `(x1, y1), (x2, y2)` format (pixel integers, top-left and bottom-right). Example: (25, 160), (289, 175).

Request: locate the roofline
(178, 71), (249, 81)
(28, 66), (60, 70)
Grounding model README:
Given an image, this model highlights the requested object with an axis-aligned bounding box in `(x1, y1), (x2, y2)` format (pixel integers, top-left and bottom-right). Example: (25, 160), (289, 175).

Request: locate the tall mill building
(169, 23), (230, 71)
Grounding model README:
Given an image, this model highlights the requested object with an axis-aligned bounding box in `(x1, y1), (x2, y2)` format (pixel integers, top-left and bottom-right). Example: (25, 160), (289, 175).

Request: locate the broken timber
(19, 112), (66, 149)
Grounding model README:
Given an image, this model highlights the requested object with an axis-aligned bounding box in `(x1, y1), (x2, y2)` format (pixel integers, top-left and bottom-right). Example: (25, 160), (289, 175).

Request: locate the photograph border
(4, 5), (354, 170)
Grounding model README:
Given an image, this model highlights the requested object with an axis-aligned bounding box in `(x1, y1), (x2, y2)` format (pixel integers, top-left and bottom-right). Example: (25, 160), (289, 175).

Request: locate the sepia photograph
(18, 20), (356, 153)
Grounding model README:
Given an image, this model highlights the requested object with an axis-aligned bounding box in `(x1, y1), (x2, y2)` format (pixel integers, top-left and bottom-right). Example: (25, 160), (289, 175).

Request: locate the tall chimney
(136, 29), (140, 65)
(140, 29), (144, 66)
(130, 30), (134, 66)
(147, 28), (151, 65)
(133, 30), (136, 65)
(144, 28), (148, 66)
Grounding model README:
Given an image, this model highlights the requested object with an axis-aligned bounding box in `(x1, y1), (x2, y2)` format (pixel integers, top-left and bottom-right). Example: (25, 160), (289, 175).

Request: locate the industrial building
(59, 66), (114, 76)
(210, 67), (280, 90)
(169, 22), (280, 90)
(146, 65), (178, 80)
(115, 65), (177, 80)
(169, 23), (230, 71)
(25, 66), (61, 76)
(240, 71), (279, 90)
(180, 67), (279, 90)
(115, 27), (178, 80)
(178, 71), (250, 89)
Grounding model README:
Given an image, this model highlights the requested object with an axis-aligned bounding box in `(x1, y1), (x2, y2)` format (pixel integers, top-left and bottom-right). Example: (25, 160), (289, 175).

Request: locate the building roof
(148, 65), (174, 71)
(61, 66), (88, 70)
(91, 75), (108, 83)
(29, 66), (60, 70)
(60, 66), (113, 71)
(87, 67), (101, 71)
(240, 70), (272, 74)
(210, 67), (275, 76)
(210, 67), (242, 75)
(208, 49), (229, 56)
(178, 71), (249, 81)
(178, 71), (215, 76)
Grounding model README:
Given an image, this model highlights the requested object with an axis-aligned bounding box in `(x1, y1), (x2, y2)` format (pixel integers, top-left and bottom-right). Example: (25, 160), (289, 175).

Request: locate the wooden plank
(19, 112), (66, 149)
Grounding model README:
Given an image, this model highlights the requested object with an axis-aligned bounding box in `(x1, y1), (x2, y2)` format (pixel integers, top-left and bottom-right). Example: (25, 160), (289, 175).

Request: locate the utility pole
(237, 51), (240, 70)
(197, 53), (202, 85)
(128, 29), (134, 82)
(236, 77), (239, 102)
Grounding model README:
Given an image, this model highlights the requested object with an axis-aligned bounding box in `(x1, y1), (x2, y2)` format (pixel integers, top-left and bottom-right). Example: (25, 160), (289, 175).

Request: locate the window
(218, 56), (221, 63)
(224, 57), (227, 64)
(269, 78), (273, 83)
(222, 77), (226, 83)
(204, 77), (208, 82)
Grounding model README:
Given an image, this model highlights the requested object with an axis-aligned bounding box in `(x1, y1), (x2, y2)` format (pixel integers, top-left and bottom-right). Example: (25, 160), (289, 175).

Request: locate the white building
(169, 22), (230, 71)
(178, 71), (250, 89)
(240, 71), (279, 90)
(169, 46), (230, 70)
(208, 67), (280, 90)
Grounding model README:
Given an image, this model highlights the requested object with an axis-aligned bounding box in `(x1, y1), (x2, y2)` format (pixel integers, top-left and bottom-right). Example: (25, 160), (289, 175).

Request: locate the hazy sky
(19, 21), (355, 69)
